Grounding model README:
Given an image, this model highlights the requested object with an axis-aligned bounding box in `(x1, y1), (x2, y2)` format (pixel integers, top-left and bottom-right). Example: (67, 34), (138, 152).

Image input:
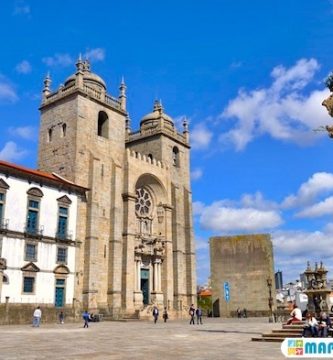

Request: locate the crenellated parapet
(126, 149), (169, 169)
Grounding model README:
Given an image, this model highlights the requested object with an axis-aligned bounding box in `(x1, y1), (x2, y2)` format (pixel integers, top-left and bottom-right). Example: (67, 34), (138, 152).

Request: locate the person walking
(59, 311), (65, 324)
(189, 304), (195, 325)
(196, 307), (203, 325)
(152, 306), (159, 324)
(162, 307), (168, 323)
(32, 306), (42, 327)
(82, 310), (90, 328)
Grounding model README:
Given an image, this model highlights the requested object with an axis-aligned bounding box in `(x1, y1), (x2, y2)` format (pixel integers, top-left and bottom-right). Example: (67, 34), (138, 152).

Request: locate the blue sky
(1, 0), (333, 286)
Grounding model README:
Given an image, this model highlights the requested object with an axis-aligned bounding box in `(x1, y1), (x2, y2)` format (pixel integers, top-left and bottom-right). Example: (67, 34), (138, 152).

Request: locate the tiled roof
(0, 160), (88, 191)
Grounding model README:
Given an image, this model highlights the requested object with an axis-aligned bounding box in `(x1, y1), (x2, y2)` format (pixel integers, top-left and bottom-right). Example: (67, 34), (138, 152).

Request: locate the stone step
(262, 332), (299, 338)
(252, 337), (284, 342)
(272, 328), (301, 333)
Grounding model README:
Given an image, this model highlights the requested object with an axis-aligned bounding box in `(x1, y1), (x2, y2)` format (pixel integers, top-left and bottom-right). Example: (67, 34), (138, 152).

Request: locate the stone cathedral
(37, 58), (196, 318)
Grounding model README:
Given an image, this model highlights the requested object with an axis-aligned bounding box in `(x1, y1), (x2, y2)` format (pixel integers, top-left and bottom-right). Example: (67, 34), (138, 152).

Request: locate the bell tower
(38, 58), (127, 315)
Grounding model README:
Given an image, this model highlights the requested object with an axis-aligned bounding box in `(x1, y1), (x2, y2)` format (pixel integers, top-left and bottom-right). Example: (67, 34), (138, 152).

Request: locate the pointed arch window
(97, 111), (109, 138)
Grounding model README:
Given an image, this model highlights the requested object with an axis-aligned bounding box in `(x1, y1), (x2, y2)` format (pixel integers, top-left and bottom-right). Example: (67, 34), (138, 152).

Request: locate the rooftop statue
(322, 73), (333, 138)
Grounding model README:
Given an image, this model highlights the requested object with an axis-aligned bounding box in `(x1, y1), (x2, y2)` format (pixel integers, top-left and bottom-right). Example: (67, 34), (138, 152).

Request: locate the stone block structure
(210, 234), (275, 317)
(37, 58), (196, 318)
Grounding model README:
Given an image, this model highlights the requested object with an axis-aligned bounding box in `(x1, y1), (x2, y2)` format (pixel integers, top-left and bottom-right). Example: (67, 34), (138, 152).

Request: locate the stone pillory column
(134, 255), (143, 308)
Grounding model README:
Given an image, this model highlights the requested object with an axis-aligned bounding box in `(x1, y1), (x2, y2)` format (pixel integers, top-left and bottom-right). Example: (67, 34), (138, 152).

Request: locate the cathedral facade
(38, 58), (196, 317)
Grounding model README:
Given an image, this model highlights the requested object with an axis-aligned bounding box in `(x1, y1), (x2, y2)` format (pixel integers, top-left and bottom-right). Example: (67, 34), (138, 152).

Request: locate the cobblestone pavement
(0, 317), (297, 360)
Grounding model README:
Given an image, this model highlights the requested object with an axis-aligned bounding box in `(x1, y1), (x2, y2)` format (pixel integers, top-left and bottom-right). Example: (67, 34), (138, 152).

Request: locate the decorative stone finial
(83, 59), (91, 72)
(119, 77), (127, 111)
(42, 72), (51, 100)
(154, 99), (163, 114)
(76, 54), (84, 73)
(183, 116), (189, 143)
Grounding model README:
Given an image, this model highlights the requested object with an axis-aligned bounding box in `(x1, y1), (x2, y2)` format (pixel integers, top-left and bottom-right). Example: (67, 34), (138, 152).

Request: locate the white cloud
(42, 53), (73, 67)
(195, 237), (209, 250)
(84, 48), (105, 62)
(13, 2), (30, 15)
(15, 60), (32, 74)
(200, 204), (282, 232)
(0, 77), (18, 103)
(191, 168), (203, 181)
(296, 196), (333, 218)
(193, 201), (206, 216)
(8, 126), (37, 141)
(240, 191), (279, 210)
(220, 58), (330, 151)
(0, 142), (27, 161)
(191, 123), (213, 150)
(282, 172), (333, 208)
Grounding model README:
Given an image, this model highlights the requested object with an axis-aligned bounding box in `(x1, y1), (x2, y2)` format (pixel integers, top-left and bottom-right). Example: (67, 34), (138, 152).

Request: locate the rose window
(135, 188), (152, 216)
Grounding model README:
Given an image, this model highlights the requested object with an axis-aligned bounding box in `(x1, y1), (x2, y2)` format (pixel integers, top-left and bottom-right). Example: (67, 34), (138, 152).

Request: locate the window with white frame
(57, 247), (67, 264)
(25, 242), (37, 262)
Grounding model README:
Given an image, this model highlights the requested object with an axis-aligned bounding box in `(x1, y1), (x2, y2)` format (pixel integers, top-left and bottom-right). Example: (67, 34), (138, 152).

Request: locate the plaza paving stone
(0, 317), (322, 359)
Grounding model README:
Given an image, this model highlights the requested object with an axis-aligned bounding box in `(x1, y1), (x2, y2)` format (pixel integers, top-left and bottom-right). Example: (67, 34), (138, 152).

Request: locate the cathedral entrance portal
(140, 269), (149, 305)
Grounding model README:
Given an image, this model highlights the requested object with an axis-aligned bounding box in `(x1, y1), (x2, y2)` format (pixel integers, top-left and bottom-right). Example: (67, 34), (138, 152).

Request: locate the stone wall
(0, 303), (79, 325)
(210, 234), (275, 317)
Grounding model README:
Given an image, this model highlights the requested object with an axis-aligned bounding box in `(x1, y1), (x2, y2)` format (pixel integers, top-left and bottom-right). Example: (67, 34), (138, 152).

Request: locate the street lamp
(267, 278), (274, 323)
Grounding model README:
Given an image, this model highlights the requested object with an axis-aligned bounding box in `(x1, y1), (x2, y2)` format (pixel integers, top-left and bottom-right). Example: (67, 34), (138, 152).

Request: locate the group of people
(152, 306), (169, 323)
(236, 308), (247, 318)
(32, 306), (65, 327)
(302, 312), (332, 337)
(151, 304), (204, 325)
(189, 304), (203, 325)
(287, 304), (332, 338)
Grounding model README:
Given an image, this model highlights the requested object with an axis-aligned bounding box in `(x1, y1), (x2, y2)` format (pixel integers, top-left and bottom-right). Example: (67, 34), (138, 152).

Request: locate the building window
(172, 146), (179, 166)
(57, 206), (68, 239)
(26, 199), (40, 235)
(25, 243), (37, 262)
(48, 128), (53, 142)
(0, 192), (4, 227)
(57, 247), (67, 264)
(97, 111), (109, 138)
(135, 188), (152, 216)
(23, 276), (35, 293)
(61, 123), (67, 137)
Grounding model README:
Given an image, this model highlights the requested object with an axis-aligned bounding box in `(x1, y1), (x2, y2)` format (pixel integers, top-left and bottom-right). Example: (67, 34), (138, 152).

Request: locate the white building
(0, 160), (86, 307)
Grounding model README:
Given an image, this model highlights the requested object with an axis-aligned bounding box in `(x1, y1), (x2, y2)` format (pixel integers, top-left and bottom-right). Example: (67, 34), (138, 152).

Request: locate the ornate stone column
(151, 256), (163, 305)
(133, 255), (143, 309)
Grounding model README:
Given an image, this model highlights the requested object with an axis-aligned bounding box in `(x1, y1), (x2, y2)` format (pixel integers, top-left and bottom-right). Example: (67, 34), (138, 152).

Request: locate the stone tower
(38, 58), (196, 317)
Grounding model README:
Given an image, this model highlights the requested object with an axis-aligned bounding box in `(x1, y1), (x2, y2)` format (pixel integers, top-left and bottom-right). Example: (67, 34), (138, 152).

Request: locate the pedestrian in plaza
(302, 313), (318, 337)
(82, 310), (90, 328)
(196, 307), (203, 325)
(152, 305), (159, 324)
(236, 308), (242, 318)
(58, 311), (65, 324)
(162, 307), (168, 323)
(32, 306), (42, 327)
(287, 304), (302, 325)
(189, 304), (195, 325)
(243, 308), (247, 318)
(318, 312), (331, 337)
